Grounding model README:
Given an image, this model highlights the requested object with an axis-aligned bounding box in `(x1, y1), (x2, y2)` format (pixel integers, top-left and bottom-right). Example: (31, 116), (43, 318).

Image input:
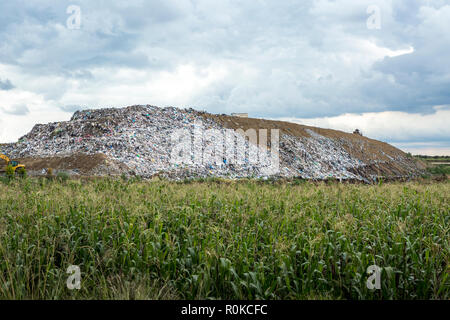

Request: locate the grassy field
(0, 177), (448, 300)
(415, 155), (450, 177)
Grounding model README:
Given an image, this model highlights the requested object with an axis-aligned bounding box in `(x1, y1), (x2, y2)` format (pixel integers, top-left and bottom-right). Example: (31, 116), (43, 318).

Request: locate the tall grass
(0, 178), (448, 299)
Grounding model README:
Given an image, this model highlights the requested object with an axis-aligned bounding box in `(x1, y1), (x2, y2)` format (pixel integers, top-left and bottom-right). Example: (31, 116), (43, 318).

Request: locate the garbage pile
(278, 129), (363, 180)
(1, 105), (423, 181)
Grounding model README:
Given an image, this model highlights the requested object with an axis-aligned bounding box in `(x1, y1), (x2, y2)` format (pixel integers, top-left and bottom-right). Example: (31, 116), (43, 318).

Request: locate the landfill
(1, 105), (424, 182)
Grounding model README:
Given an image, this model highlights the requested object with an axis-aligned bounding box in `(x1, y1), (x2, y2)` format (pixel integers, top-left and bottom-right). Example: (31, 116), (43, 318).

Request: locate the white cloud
(279, 107), (450, 155)
(390, 142), (450, 157)
(0, 86), (70, 142)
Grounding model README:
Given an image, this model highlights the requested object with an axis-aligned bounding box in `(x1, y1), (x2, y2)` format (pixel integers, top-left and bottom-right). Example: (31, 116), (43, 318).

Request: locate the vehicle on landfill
(0, 153), (26, 176)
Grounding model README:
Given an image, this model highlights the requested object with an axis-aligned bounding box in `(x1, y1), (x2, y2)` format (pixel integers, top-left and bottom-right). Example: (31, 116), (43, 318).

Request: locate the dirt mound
(17, 153), (128, 176)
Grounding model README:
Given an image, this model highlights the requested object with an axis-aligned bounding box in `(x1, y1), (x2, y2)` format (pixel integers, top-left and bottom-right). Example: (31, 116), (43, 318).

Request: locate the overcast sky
(0, 0), (449, 155)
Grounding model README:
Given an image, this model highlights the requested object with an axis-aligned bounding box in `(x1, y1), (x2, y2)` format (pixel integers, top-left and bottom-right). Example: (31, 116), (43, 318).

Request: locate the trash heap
(278, 129), (363, 180)
(1, 105), (423, 181)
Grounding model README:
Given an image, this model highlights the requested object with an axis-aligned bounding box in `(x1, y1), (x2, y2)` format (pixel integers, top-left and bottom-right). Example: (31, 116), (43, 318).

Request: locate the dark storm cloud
(0, 0), (449, 149)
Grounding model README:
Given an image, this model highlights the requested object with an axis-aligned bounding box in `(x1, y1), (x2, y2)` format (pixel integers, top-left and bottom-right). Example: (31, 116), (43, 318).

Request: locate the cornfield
(0, 177), (448, 299)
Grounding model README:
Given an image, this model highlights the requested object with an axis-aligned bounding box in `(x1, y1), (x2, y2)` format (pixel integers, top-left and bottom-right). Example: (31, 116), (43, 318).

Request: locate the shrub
(427, 165), (450, 175)
(16, 167), (27, 178)
(5, 165), (15, 180)
(57, 171), (70, 182)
